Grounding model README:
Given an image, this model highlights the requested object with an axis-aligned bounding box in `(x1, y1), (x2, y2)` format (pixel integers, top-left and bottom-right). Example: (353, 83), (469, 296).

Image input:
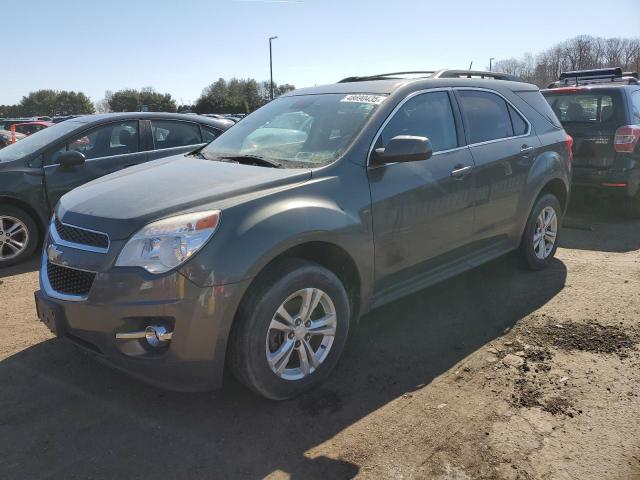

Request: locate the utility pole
(489, 57), (495, 72)
(269, 36), (278, 100)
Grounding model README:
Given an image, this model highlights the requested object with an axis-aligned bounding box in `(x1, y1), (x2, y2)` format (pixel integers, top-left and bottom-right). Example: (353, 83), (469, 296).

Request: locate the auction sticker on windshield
(341, 94), (387, 105)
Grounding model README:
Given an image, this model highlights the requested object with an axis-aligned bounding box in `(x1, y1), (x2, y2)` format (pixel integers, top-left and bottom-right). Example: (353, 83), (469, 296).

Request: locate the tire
(229, 258), (350, 400)
(0, 205), (39, 267)
(518, 193), (562, 271)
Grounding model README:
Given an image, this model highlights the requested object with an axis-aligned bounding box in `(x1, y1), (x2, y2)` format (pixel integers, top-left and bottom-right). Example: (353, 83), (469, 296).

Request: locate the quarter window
(508, 104), (528, 136)
(631, 91), (640, 123)
(151, 120), (202, 149)
(457, 90), (514, 144)
(380, 91), (458, 153)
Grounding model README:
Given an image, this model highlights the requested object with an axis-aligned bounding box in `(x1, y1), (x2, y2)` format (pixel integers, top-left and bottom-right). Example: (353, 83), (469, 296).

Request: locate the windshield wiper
(218, 155), (283, 168)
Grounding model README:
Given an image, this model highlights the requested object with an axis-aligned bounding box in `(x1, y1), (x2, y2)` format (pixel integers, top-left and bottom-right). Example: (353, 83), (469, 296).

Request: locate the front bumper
(36, 250), (250, 392)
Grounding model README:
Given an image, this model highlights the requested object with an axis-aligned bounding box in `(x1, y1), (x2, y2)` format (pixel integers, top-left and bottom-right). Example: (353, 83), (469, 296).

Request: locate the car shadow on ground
(0, 255), (39, 279)
(0, 255), (567, 479)
(561, 197), (640, 253)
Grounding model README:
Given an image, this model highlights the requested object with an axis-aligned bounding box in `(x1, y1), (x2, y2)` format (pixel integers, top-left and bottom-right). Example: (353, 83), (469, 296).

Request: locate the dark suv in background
(543, 68), (640, 216)
(0, 113), (232, 266)
(35, 71), (571, 400)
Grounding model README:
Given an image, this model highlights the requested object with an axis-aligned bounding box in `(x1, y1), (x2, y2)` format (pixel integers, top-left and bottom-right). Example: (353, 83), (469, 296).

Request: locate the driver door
(43, 120), (148, 210)
(367, 90), (476, 299)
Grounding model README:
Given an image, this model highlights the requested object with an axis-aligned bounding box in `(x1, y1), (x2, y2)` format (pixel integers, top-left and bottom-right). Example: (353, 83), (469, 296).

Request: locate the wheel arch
(0, 195), (46, 240)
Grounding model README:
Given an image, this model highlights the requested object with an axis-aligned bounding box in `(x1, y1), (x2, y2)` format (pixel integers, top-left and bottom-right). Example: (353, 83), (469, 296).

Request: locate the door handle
(450, 165), (473, 179)
(520, 144), (534, 152)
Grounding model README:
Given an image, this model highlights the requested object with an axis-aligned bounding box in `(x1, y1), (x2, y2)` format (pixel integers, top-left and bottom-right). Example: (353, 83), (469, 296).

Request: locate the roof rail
(548, 67), (639, 87)
(338, 71), (436, 83)
(432, 69), (522, 82)
(338, 69), (523, 83)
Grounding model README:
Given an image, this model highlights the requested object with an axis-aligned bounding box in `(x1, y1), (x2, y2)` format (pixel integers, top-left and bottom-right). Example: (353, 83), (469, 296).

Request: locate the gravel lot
(1, 202), (639, 480)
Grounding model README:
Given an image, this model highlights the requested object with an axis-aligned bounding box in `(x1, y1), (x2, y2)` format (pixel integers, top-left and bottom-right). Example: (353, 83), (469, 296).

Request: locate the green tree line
(1, 78), (295, 118)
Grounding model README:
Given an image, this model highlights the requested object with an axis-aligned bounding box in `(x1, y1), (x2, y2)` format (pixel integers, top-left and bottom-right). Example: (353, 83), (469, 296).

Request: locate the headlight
(116, 210), (220, 274)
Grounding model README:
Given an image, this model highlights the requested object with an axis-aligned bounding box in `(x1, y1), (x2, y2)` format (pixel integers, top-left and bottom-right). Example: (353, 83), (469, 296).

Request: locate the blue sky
(4, 0), (639, 106)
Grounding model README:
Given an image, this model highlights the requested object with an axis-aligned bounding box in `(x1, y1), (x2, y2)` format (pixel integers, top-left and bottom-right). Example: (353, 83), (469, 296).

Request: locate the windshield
(0, 120), (82, 163)
(200, 93), (386, 168)
(543, 92), (621, 125)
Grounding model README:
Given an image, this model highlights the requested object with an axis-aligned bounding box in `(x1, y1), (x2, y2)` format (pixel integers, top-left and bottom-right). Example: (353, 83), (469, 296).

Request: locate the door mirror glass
(373, 135), (433, 165)
(58, 150), (86, 167)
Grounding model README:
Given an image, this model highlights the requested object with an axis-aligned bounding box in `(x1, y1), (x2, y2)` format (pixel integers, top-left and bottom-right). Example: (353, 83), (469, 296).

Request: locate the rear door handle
(521, 144), (534, 152)
(450, 165), (473, 179)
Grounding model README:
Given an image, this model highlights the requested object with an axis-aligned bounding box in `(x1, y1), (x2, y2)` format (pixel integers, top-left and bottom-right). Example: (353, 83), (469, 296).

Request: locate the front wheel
(0, 205), (39, 267)
(518, 194), (562, 271)
(229, 259), (350, 400)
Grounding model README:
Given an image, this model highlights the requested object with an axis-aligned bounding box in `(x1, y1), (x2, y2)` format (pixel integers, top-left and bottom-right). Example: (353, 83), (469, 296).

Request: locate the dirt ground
(1, 201), (639, 480)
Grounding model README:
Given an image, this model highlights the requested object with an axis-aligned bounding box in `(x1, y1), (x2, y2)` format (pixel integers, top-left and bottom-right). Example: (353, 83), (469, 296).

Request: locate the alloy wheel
(265, 288), (337, 381)
(0, 216), (29, 261)
(533, 206), (557, 260)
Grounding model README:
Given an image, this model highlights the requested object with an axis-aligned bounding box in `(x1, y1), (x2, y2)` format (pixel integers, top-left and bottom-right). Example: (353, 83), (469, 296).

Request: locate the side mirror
(372, 135), (433, 166)
(58, 150), (85, 168)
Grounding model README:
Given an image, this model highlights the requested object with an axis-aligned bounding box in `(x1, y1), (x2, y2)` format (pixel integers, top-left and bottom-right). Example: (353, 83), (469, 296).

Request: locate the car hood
(57, 155), (312, 240)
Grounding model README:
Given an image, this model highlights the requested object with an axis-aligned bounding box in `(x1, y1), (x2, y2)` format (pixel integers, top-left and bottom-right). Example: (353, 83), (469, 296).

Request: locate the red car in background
(14, 121), (52, 136)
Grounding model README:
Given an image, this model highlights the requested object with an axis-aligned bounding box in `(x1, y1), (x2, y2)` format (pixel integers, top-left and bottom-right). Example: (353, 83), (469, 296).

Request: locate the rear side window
(457, 90), (513, 144)
(151, 120), (202, 149)
(543, 92), (619, 124)
(380, 91), (457, 153)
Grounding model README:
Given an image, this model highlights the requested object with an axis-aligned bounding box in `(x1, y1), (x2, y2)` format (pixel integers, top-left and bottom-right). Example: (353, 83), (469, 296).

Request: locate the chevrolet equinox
(35, 71), (572, 400)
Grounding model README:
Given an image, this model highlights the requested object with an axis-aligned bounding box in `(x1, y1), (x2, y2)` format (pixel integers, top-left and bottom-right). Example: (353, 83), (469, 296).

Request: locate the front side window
(200, 93), (385, 168)
(201, 125), (221, 143)
(151, 120), (202, 149)
(379, 91), (458, 153)
(457, 90), (514, 144)
(46, 121), (140, 165)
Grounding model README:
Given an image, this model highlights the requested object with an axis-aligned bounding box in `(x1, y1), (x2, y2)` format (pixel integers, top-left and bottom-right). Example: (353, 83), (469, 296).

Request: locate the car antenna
(468, 61), (473, 70)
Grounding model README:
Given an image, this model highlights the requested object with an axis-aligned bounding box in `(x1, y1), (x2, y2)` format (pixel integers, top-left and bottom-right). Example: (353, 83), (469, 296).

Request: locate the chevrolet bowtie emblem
(47, 244), (65, 266)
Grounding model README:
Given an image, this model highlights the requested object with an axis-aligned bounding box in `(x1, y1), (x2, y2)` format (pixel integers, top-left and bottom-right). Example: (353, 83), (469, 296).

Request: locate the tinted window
(458, 90), (513, 144)
(544, 93), (616, 124)
(380, 91), (457, 153)
(46, 121), (139, 165)
(151, 121), (202, 149)
(201, 125), (221, 143)
(631, 91), (640, 123)
(508, 105), (528, 136)
(517, 90), (562, 129)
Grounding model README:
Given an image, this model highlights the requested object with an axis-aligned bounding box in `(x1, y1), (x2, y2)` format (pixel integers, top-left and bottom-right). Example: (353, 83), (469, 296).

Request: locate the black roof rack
(547, 67), (639, 88)
(338, 71), (436, 83)
(432, 69), (521, 81)
(338, 69), (523, 83)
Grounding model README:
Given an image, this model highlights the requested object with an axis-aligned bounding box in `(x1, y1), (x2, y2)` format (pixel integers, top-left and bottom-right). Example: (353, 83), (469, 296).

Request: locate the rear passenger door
(368, 90), (476, 296)
(43, 120), (148, 210)
(146, 120), (210, 161)
(455, 89), (540, 248)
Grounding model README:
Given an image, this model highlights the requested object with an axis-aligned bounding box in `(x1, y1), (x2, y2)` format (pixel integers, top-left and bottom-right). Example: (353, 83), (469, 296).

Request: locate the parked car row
(27, 69), (574, 400)
(0, 112), (232, 265)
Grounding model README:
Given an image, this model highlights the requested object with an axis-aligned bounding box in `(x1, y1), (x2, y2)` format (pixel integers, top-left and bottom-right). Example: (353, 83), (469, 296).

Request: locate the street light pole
(269, 36), (278, 100)
(489, 57), (495, 72)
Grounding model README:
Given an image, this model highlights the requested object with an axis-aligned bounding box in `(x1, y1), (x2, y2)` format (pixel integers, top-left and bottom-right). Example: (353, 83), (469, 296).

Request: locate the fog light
(145, 325), (172, 347)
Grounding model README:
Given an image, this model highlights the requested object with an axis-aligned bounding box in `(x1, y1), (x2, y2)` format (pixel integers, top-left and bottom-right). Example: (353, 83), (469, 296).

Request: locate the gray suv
(35, 72), (571, 400)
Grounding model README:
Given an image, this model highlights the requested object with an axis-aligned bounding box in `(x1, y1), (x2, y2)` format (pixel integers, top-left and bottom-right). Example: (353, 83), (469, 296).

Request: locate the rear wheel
(0, 205), (39, 267)
(519, 194), (562, 271)
(229, 259), (350, 400)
